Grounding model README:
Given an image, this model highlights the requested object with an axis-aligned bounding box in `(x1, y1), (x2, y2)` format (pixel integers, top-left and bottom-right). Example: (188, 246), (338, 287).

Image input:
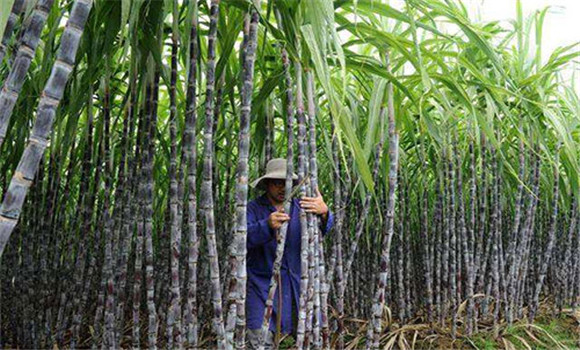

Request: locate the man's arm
(247, 206), (290, 249)
(247, 206), (275, 249)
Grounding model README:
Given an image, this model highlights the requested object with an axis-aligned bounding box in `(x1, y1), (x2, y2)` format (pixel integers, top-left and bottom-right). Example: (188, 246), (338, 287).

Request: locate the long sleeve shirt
(246, 194), (334, 334)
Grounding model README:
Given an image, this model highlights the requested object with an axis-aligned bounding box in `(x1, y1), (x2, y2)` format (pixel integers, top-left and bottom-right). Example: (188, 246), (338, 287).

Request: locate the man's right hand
(268, 210), (290, 230)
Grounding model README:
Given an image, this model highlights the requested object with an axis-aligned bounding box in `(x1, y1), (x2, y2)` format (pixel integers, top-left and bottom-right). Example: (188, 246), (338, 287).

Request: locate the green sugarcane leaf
(363, 78), (386, 159)
(342, 55), (415, 102)
(302, 24), (374, 193)
(121, 0), (131, 28)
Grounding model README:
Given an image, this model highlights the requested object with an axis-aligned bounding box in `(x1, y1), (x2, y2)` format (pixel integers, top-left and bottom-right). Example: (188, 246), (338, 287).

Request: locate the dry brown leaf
(502, 337), (517, 350)
(464, 337), (480, 350)
(523, 328), (548, 348)
(411, 330), (418, 350)
(525, 324), (568, 350)
(345, 334), (362, 350)
(456, 293), (488, 317)
(384, 305), (393, 327)
(399, 331), (411, 350)
(512, 335), (533, 350)
(383, 333), (398, 350)
(561, 307), (580, 323)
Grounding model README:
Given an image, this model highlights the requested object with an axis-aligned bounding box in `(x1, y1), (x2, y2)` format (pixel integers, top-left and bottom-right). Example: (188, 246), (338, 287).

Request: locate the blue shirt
(246, 194), (334, 334)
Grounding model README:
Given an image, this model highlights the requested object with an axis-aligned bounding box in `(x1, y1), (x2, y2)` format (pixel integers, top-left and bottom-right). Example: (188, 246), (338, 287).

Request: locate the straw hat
(251, 158), (298, 189)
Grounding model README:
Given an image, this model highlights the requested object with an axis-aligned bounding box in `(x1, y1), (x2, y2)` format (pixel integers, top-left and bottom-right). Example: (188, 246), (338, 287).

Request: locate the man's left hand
(300, 188), (329, 219)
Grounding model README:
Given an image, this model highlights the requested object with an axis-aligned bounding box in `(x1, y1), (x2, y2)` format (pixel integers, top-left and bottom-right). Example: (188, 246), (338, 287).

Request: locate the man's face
(266, 179), (286, 203)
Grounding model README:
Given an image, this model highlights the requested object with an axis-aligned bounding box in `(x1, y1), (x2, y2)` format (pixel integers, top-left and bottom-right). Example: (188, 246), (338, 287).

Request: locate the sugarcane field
(1, 0), (580, 348)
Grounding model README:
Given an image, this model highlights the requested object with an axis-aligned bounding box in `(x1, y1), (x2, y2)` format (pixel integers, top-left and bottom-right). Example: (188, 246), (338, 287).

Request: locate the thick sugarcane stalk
(100, 72), (117, 349)
(113, 50), (139, 344)
(420, 186), (434, 325)
(560, 198), (577, 308)
(0, 0), (92, 254)
(76, 109), (102, 349)
(506, 141), (526, 324)
(145, 70), (161, 349)
(0, 0), (26, 65)
(304, 197), (316, 350)
(131, 80), (154, 349)
(370, 56), (398, 349)
(232, 6), (260, 345)
(498, 183), (508, 322)
(306, 70), (330, 350)
(529, 148), (560, 323)
(396, 183), (406, 322)
(258, 47), (294, 350)
(467, 141), (478, 331)
(514, 152), (540, 318)
(47, 141), (76, 346)
(166, 1), (183, 346)
(222, 4), (260, 348)
(457, 143), (474, 335)
(573, 208), (580, 310)
(211, 73), (225, 224)
(447, 144), (457, 337)
(200, 0), (227, 348)
(52, 144), (79, 347)
(182, 1), (200, 347)
(16, 167), (39, 348)
(39, 160), (56, 346)
(155, 185), (170, 330)
(0, 0), (56, 149)
(488, 148), (500, 325)
(306, 111), (320, 350)
(433, 182), (443, 321)
(439, 159), (450, 325)
(295, 62), (313, 350)
(331, 121), (346, 350)
(312, 221), (323, 350)
(223, 9), (255, 350)
(474, 140), (488, 291)
(69, 90), (95, 350)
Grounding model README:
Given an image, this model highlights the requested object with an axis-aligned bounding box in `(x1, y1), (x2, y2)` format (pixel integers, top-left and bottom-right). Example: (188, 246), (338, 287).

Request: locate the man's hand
(268, 210), (290, 230)
(300, 188), (329, 219)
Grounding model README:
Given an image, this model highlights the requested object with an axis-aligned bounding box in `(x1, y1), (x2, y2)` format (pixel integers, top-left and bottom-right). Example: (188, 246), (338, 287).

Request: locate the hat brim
(251, 171), (299, 189)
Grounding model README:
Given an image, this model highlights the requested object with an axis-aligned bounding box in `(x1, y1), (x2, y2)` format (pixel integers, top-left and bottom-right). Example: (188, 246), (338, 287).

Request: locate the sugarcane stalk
(258, 47), (294, 350)
(100, 69), (117, 349)
(200, 0), (227, 348)
(331, 120), (345, 350)
(183, 1), (200, 346)
(224, 2), (260, 348)
(0, 0), (56, 149)
(296, 62), (312, 350)
(457, 142), (474, 335)
(529, 147), (561, 323)
(131, 80), (153, 350)
(370, 54), (398, 349)
(506, 140), (526, 325)
(448, 143), (457, 338)
(0, 0), (92, 253)
(166, 0), (183, 347)
(144, 70), (160, 349)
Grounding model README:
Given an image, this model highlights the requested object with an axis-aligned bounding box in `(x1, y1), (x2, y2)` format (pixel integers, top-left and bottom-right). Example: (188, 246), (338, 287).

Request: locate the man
(246, 158), (334, 349)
